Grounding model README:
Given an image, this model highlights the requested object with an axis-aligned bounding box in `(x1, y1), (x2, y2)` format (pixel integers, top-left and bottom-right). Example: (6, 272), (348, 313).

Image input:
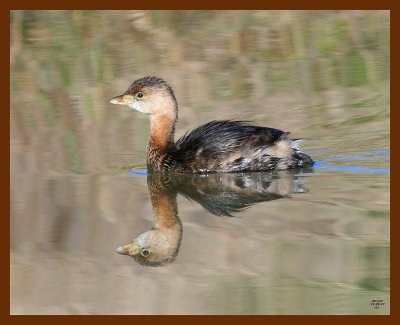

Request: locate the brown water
(10, 10), (390, 314)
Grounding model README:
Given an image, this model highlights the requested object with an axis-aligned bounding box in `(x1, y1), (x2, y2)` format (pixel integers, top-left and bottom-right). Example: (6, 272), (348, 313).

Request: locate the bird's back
(171, 120), (311, 172)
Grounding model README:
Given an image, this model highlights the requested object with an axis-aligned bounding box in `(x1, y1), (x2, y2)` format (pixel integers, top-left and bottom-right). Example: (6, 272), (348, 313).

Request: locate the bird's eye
(141, 249), (150, 257)
(136, 92), (144, 99)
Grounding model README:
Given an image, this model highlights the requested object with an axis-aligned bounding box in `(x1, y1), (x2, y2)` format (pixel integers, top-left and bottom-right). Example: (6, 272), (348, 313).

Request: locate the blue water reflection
(313, 149), (390, 175)
(128, 169), (149, 176)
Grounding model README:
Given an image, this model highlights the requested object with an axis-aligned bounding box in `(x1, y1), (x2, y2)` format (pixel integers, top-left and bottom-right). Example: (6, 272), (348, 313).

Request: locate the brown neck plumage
(149, 114), (176, 151)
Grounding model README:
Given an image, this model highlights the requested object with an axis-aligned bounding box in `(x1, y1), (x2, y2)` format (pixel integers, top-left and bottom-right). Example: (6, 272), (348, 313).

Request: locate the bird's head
(110, 76), (177, 118)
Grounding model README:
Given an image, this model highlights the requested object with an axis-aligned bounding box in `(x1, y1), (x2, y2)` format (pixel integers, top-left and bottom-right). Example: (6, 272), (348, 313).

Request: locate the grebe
(110, 76), (314, 173)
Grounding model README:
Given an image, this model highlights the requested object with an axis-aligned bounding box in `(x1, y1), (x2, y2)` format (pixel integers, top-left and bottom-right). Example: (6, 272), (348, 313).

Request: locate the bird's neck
(149, 114), (176, 151)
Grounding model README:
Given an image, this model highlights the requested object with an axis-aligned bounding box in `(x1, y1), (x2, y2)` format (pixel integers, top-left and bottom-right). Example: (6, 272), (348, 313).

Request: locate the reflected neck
(150, 189), (180, 229)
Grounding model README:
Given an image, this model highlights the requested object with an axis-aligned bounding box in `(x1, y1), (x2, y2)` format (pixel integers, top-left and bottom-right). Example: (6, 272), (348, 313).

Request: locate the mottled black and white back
(172, 120), (313, 172)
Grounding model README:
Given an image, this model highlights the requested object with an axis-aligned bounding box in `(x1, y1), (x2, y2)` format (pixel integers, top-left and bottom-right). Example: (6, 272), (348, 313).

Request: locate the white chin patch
(136, 231), (151, 246)
(128, 102), (148, 114)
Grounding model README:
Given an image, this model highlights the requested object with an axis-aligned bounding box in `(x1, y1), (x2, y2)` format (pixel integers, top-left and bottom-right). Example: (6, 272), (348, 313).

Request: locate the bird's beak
(110, 94), (133, 105)
(115, 241), (141, 256)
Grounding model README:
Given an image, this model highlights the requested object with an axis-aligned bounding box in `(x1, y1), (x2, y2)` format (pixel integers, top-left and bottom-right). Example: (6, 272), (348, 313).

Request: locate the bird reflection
(116, 169), (311, 266)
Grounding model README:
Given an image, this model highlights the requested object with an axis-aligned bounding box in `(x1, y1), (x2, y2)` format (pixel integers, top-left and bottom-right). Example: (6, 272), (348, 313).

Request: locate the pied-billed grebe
(110, 76), (314, 172)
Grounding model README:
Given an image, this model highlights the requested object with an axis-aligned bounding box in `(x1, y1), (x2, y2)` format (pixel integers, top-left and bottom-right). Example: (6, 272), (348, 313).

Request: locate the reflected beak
(115, 242), (141, 256)
(110, 94), (133, 105)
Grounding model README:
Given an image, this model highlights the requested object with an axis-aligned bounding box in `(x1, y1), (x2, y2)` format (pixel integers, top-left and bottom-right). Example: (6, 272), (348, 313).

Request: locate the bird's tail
(290, 139), (314, 167)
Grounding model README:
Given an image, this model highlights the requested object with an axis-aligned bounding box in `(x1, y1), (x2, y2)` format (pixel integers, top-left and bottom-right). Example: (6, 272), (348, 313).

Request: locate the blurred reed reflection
(116, 169), (312, 266)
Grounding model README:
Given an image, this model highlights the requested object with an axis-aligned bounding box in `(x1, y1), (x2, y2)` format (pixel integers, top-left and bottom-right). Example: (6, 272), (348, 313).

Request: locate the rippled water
(10, 10), (390, 314)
